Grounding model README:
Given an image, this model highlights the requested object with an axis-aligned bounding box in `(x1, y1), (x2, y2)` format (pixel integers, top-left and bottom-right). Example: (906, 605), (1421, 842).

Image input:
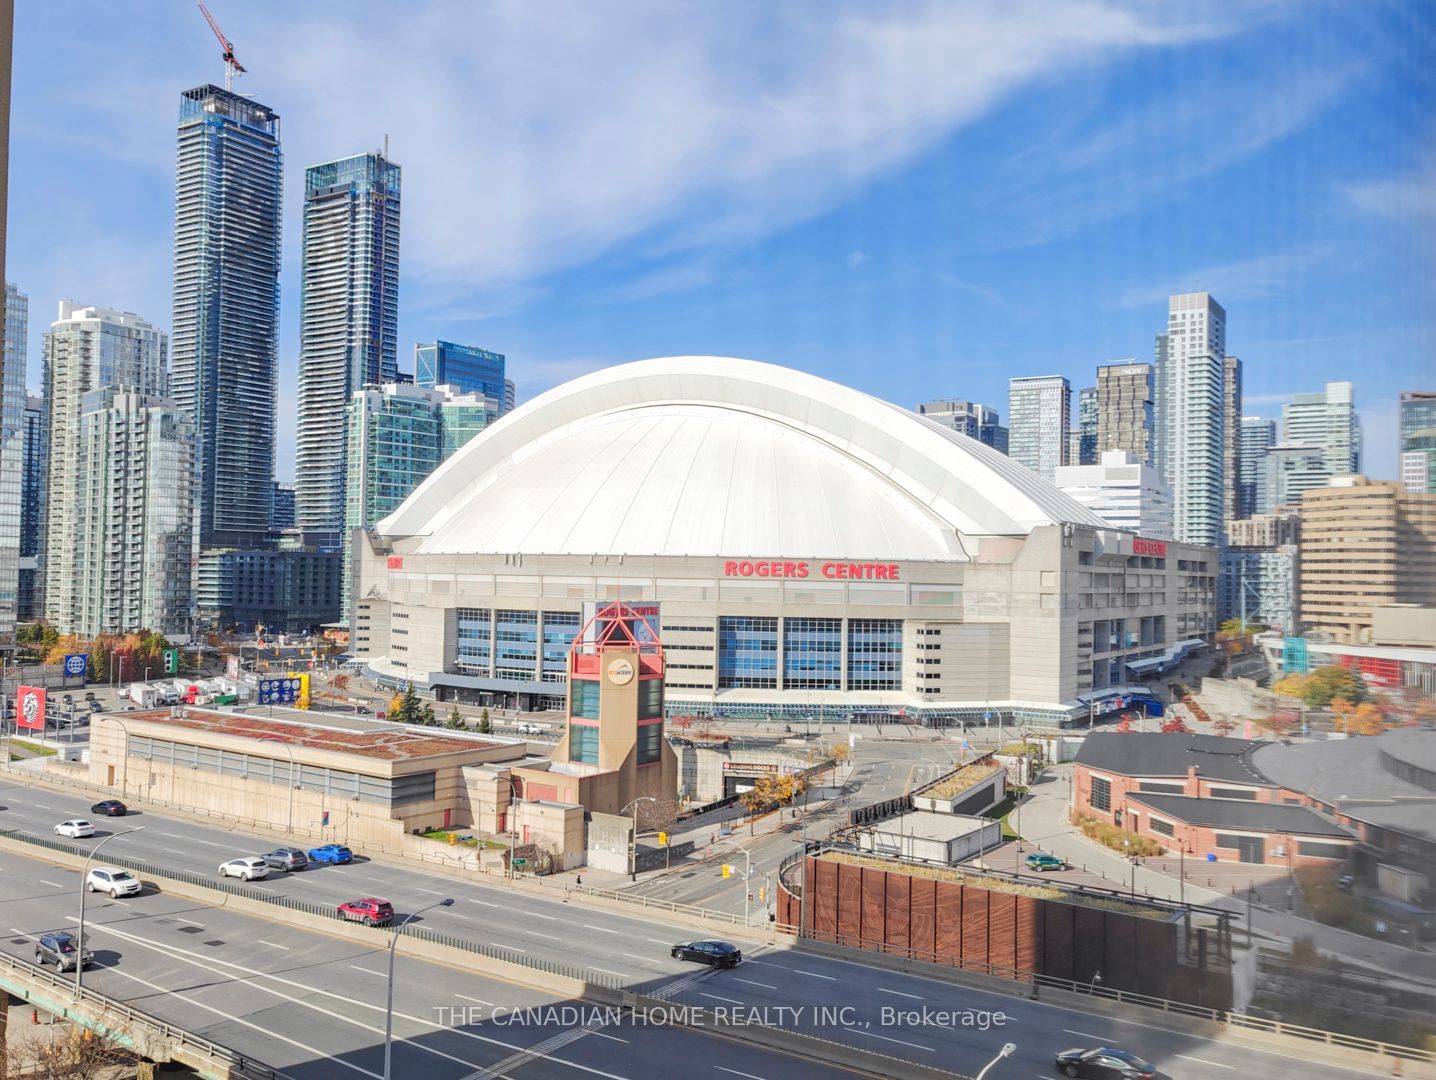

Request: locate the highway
(0, 771), (1385, 1079)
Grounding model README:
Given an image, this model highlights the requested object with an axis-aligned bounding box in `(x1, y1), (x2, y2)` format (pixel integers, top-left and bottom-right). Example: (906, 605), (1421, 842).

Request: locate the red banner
(16, 685), (45, 731)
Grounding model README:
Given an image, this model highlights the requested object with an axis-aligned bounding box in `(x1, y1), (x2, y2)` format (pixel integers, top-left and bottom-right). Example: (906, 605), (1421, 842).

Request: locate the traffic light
(758, 886), (766, 902)
(721, 864), (732, 878)
(163, 649), (179, 674)
(658, 831), (668, 846)
(448, 832), (458, 847)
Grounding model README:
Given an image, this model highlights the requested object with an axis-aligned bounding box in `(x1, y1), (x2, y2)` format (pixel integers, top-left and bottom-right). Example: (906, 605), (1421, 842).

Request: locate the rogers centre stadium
(353, 357), (1216, 728)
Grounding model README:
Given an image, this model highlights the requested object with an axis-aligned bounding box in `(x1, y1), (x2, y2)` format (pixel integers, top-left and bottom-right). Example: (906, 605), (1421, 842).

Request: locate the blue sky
(8, 1), (1433, 481)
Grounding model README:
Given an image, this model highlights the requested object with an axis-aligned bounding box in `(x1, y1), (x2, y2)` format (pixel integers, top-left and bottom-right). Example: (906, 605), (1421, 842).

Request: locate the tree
(1220, 617), (1263, 637)
(1160, 716), (1191, 734)
(418, 703), (437, 727)
(1330, 697), (1358, 734)
(446, 706), (466, 730)
(1114, 715), (1134, 734)
(478, 708), (493, 734)
(1272, 673), (1308, 700)
(1212, 717), (1237, 737)
(387, 691), (406, 720)
(1350, 702), (1387, 737)
(1412, 699), (1436, 726)
(1301, 665), (1367, 708)
(828, 742), (851, 765)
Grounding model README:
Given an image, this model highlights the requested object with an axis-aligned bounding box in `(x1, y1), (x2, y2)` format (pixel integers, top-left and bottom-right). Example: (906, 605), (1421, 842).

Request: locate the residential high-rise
(914, 398), (1008, 453)
(1221, 510), (1301, 632)
(1054, 450), (1172, 539)
(1095, 361), (1153, 464)
(18, 393), (43, 620)
(1283, 381), (1360, 480)
(1154, 292), (1226, 546)
(295, 152), (402, 543)
(1398, 391), (1436, 494)
(415, 340), (514, 414)
(42, 303), (168, 632)
(171, 85), (282, 550)
(0, 281), (24, 645)
(65, 388), (195, 637)
(271, 482), (295, 530)
(1263, 443), (1330, 510)
(1222, 356), (1242, 530)
(1299, 476), (1436, 643)
(1008, 375), (1070, 480)
(1237, 417), (1275, 519)
(341, 381), (494, 616)
(1068, 386), (1097, 467)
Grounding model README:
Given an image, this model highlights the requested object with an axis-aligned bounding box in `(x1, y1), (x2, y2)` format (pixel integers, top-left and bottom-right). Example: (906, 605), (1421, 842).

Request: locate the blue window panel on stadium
(540, 611), (582, 683)
(783, 617), (843, 690)
(495, 609), (538, 680)
(570, 722), (599, 764)
(455, 608), (492, 674)
(847, 619), (902, 691)
(718, 616), (778, 690)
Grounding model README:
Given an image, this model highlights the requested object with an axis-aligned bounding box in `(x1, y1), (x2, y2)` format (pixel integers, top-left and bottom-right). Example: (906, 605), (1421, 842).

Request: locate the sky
(7, 0), (1434, 483)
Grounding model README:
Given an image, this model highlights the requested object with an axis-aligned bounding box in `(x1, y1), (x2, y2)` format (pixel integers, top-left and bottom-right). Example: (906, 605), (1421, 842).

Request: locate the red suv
(337, 898), (394, 926)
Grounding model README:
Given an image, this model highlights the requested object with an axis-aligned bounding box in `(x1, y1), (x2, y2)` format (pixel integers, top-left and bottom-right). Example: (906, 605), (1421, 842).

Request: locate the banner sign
(258, 677), (303, 705)
(63, 654), (88, 678)
(17, 685), (45, 731)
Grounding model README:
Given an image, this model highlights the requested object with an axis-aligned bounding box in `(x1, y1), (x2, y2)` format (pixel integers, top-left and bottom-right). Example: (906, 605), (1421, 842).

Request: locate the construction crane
(198, 2), (246, 93)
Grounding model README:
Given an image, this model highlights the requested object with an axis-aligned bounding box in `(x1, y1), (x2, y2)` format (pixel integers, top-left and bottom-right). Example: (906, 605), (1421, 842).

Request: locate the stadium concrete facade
(354, 358), (1216, 727)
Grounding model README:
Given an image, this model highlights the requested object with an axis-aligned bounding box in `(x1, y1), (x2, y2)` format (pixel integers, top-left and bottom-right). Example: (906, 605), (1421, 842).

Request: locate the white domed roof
(377, 357), (1106, 558)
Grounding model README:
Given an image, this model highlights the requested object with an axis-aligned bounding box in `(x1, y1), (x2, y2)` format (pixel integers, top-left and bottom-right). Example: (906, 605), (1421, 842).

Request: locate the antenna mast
(198, 2), (247, 93)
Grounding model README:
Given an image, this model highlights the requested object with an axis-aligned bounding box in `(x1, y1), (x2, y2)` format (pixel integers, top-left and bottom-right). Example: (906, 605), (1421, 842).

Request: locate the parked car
(1337, 873), (1355, 892)
(35, 932), (93, 972)
(517, 722), (545, 736)
(87, 867), (143, 898)
(91, 800), (128, 817)
(217, 857), (271, 881)
(262, 847), (310, 872)
(1025, 852), (1066, 872)
(307, 844), (353, 865)
(337, 897), (394, 926)
(54, 819), (96, 839)
(1054, 1047), (1159, 1079)
(671, 940), (742, 968)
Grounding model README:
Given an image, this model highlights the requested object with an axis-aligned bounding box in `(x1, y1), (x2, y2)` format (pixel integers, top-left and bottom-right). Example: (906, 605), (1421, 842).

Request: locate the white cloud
(1114, 251), (1320, 309)
(846, 251), (869, 269)
(1342, 160), (1436, 220)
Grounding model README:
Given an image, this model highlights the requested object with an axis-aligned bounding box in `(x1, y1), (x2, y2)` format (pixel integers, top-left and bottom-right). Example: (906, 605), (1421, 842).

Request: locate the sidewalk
(1019, 765), (1436, 983)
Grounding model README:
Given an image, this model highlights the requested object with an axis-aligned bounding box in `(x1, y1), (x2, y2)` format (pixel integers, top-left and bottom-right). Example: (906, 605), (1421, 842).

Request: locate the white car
(87, 867), (143, 898)
(54, 819), (95, 839)
(218, 857), (270, 882)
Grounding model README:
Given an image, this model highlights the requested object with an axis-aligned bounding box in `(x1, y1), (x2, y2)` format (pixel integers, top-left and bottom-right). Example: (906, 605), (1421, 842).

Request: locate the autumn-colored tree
(387, 691), (406, 720)
(1160, 716), (1191, 734)
(1115, 715), (1134, 734)
(1350, 702), (1387, 737)
(829, 742), (851, 764)
(671, 714), (695, 732)
(1331, 697), (1358, 734)
(1212, 717), (1237, 737)
(44, 633), (86, 666)
(1413, 699), (1436, 726)
(1272, 673), (1308, 700)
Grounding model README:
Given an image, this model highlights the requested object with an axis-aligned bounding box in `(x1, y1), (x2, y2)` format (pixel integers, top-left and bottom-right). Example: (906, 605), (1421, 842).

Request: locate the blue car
(307, 844), (353, 865)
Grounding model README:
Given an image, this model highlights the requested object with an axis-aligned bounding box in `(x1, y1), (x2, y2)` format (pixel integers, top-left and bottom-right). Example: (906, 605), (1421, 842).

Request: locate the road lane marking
(176, 918), (203, 927)
(189, 838), (228, 848)
(349, 965), (385, 976)
(258, 940), (290, 950)
(489, 942), (526, 953)
(416, 887), (447, 896)
(441, 911), (472, 920)
(469, 899), (502, 908)
(523, 910), (556, 918)
(1063, 1029), (1112, 1041)
(582, 924), (618, 934)
(589, 1030), (628, 1043)
(159, 832), (184, 839)
(40, 880), (64, 888)
(162, 848), (187, 855)
(699, 992), (745, 1005)
(877, 987), (923, 1000)
(457, 994), (498, 1007)
(588, 967), (629, 979)
(621, 953), (656, 963)
(1177, 1056), (1235, 1070)
(646, 937), (672, 945)
(733, 978), (777, 989)
(793, 968), (836, 980)
(106, 899), (130, 907)
(524, 930), (560, 941)
(715, 1069), (766, 1079)
(853, 1030), (934, 1051)
(32, 803), (52, 810)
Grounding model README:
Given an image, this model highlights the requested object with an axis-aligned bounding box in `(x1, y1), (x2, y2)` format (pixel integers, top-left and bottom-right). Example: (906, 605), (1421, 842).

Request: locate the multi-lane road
(0, 770), (1383, 1080)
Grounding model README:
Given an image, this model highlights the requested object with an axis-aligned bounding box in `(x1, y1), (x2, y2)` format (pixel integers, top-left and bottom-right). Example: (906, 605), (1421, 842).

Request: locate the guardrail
(0, 950), (284, 1079)
(569, 881), (745, 926)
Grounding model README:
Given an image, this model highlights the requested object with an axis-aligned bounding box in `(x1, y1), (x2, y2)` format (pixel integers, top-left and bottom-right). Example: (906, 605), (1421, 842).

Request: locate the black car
(1054, 1047), (1158, 1079)
(91, 800), (128, 817)
(671, 940), (742, 968)
(262, 847), (310, 872)
(35, 932), (94, 972)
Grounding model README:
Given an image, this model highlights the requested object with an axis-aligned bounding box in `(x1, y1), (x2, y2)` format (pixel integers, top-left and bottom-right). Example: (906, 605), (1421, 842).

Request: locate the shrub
(1071, 811), (1165, 857)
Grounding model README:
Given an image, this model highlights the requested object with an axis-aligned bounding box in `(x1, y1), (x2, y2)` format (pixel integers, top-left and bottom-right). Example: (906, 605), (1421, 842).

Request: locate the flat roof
(1076, 732), (1272, 785)
(102, 707), (503, 761)
(1127, 793), (1354, 839)
(870, 810), (995, 842)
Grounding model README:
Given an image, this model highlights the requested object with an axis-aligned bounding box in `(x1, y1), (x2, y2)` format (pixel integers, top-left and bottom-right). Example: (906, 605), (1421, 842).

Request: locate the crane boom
(197, 2), (246, 92)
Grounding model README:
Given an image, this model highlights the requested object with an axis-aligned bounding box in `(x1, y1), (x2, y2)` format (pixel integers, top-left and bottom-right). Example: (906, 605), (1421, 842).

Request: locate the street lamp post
(620, 796), (657, 882)
(75, 826), (146, 997)
(384, 896), (454, 1080)
(258, 735), (297, 835)
(975, 1043), (1017, 1080)
(719, 839), (754, 925)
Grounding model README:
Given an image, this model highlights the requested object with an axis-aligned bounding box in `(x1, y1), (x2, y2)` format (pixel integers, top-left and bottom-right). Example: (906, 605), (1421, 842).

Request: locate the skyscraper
(415, 341), (514, 414)
(0, 281), (23, 645)
(171, 85), (282, 550)
(1055, 450), (1172, 539)
(1155, 292), (1226, 546)
(18, 393), (42, 620)
(341, 381), (493, 616)
(914, 398), (1008, 453)
(1263, 443), (1330, 510)
(42, 303), (168, 631)
(271, 481), (295, 530)
(1238, 416), (1276, 518)
(295, 151), (402, 542)
(1008, 375), (1070, 480)
(68, 388), (195, 637)
(1222, 356), (1242, 531)
(1095, 361), (1153, 464)
(1283, 381), (1360, 480)
(1400, 391), (1436, 494)
(1068, 386), (1097, 467)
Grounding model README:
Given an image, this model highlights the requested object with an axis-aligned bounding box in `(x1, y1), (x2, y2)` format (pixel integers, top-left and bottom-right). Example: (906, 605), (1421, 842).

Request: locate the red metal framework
(569, 601), (664, 677)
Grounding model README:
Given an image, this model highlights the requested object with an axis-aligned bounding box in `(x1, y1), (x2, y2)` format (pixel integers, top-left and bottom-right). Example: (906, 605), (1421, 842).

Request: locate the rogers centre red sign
(1132, 539), (1167, 556)
(723, 559), (901, 581)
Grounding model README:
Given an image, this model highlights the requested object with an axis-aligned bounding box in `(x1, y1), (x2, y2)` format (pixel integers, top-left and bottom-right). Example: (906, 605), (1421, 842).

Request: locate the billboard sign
(17, 685), (46, 731)
(258, 677), (304, 705)
(63, 654), (88, 679)
(226, 654), (240, 679)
